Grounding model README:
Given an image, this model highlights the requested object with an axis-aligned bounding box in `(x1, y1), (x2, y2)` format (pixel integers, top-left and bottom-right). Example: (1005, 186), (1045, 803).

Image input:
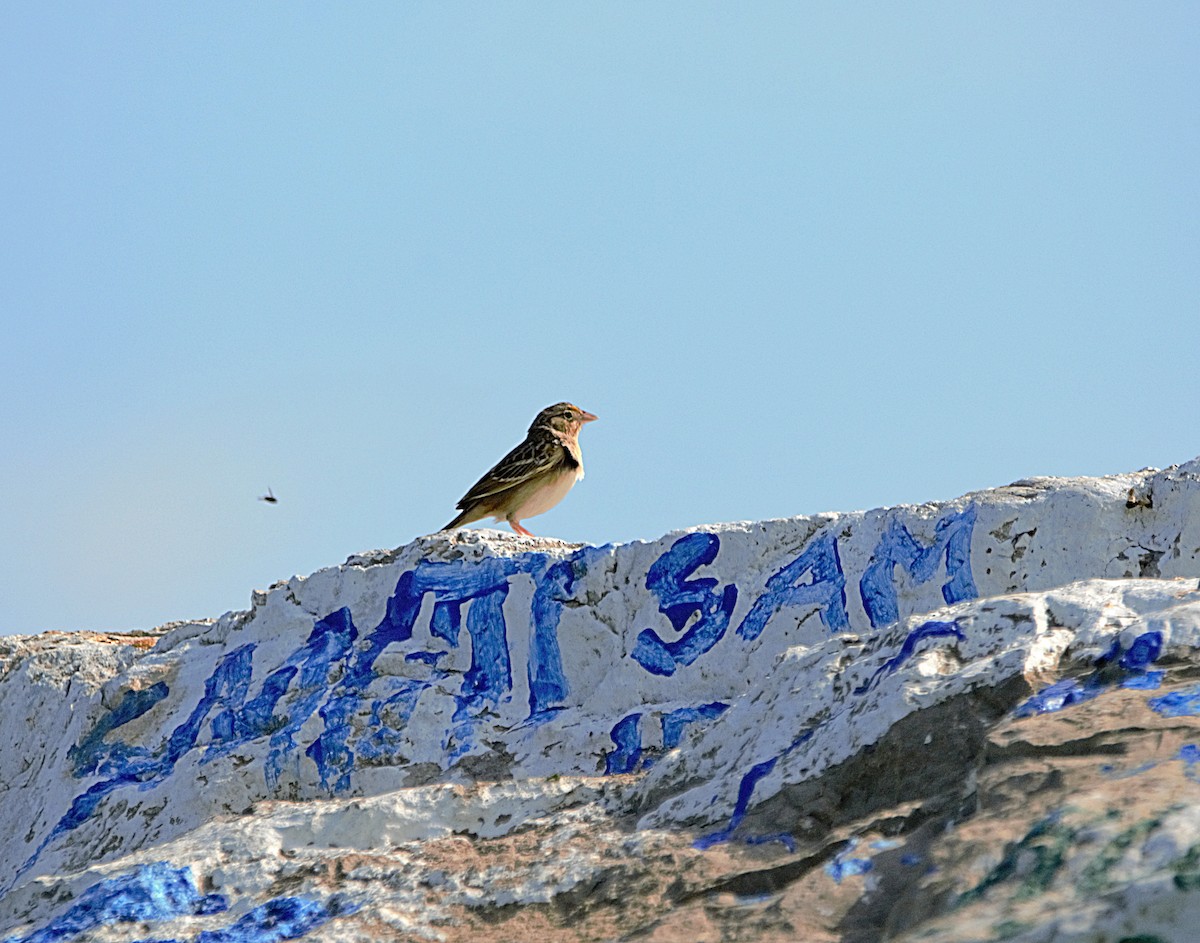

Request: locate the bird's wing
(456, 433), (567, 508)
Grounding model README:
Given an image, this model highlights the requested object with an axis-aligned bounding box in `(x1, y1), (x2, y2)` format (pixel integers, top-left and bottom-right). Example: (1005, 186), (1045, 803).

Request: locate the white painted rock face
(3, 460), (1200, 942)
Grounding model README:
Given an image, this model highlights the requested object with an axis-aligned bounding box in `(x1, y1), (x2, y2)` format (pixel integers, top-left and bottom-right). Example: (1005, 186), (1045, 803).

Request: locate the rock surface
(3, 460), (1200, 942)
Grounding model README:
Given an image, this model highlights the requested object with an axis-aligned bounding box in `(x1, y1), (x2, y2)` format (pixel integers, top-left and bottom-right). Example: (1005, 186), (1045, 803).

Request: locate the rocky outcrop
(3, 460), (1200, 942)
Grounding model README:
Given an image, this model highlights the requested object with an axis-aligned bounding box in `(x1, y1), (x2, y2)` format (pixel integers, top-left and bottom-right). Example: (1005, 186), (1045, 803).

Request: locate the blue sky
(2, 4), (1197, 634)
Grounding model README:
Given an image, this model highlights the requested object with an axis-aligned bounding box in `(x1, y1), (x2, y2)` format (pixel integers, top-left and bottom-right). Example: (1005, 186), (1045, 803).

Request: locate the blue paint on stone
(1118, 630), (1163, 670)
(165, 644), (258, 771)
(429, 601), (461, 647)
(1149, 685), (1200, 718)
(825, 840), (873, 883)
(528, 557), (585, 716)
(304, 550), (590, 790)
(744, 832), (796, 852)
(737, 531), (849, 642)
(605, 713), (643, 775)
(190, 895), (352, 943)
(1, 862), (226, 943)
(68, 682), (170, 778)
(1121, 670), (1164, 690)
(1099, 761), (1157, 779)
(449, 581), (515, 760)
(859, 506), (978, 628)
(205, 666), (295, 763)
(854, 620), (965, 695)
(1015, 678), (1101, 717)
(661, 702), (729, 750)
(311, 558), (533, 783)
(1016, 631), (1169, 718)
(632, 533), (739, 676)
(694, 730), (815, 850)
(372, 570), (423, 649)
(13, 548), (594, 893)
(693, 756), (778, 850)
(34, 643), (259, 882)
(461, 583), (512, 705)
(356, 679), (437, 768)
(1, 864), (354, 943)
(265, 608), (359, 790)
(1177, 744), (1200, 782)
(404, 651), (445, 666)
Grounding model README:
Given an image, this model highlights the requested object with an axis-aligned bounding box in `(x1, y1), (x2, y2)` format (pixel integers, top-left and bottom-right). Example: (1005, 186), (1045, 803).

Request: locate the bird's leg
(508, 519), (534, 537)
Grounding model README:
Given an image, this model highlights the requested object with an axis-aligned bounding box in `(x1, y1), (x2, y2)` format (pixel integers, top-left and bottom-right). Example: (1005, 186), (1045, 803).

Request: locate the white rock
(3, 459), (1200, 941)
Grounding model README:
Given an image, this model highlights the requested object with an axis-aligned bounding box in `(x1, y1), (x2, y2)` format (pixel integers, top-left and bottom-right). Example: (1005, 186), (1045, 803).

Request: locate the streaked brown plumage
(442, 402), (597, 536)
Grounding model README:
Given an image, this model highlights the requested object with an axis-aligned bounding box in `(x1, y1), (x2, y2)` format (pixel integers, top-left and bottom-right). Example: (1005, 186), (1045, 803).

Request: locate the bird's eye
(563, 410), (574, 420)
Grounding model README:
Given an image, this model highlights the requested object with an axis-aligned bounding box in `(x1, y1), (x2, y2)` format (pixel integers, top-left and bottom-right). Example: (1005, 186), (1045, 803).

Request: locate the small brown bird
(442, 402), (598, 537)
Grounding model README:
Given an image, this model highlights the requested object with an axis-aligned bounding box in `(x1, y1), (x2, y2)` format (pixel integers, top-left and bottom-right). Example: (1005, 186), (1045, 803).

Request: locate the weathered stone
(3, 459), (1200, 941)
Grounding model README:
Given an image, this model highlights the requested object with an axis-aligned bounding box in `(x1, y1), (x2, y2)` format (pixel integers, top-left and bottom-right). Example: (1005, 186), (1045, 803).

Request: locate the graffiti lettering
(631, 533), (738, 676)
(860, 506), (978, 628)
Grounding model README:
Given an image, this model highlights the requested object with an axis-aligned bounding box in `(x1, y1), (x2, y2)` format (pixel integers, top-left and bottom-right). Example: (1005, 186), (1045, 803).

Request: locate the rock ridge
(3, 459), (1200, 941)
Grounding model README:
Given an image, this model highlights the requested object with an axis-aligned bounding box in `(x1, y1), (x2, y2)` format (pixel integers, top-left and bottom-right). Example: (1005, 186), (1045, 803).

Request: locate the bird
(259, 487), (278, 504)
(442, 402), (598, 537)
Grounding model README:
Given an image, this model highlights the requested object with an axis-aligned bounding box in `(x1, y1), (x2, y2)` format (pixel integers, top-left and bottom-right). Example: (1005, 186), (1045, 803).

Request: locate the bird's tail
(441, 506), (481, 532)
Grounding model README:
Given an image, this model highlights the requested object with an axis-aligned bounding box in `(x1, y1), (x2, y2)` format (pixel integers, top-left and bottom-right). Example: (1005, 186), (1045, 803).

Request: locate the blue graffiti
(693, 756), (778, 851)
(461, 580), (513, 704)
(1016, 631), (1166, 718)
(631, 533), (739, 676)
(1015, 677), (1102, 717)
(1178, 744), (1200, 782)
(281, 552), (594, 790)
(21, 505), (991, 893)
(854, 620), (965, 695)
(10, 648), (256, 892)
(528, 558), (580, 716)
(185, 894), (352, 943)
(353, 679), (435, 770)
(1122, 671), (1165, 690)
(602, 703), (730, 773)
(1099, 760), (1157, 779)
(307, 554), (576, 789)
(1117, 631), (1163, 670)
(605, 713), (643, 775)
(12, 548), (599, 894)
(825, 839), (874, 883)
(205, 664), (292, 763)
(737, 531), (849, 641)
(693, 730), (814, 850)
(0, 861), (353, 943)
(632, 504), (978, 653)
(661, 702), (728, 750)
(268, 608), (359, 789)
(860, 506), (978, 628)
(1, 862), (226, 943)
(45, 643), (258, 850)
(1149, 685), (1200, 718)
(745, 832), (797, 852)
(67, 682), (170, 778)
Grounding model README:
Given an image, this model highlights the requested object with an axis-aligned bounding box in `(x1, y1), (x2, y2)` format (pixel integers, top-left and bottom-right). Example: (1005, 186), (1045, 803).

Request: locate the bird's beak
(580, 410), (598, 423)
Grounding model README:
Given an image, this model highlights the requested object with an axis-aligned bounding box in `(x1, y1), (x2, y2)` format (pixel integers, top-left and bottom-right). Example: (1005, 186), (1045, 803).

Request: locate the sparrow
(442, 402), (598, 537)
